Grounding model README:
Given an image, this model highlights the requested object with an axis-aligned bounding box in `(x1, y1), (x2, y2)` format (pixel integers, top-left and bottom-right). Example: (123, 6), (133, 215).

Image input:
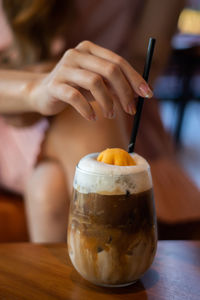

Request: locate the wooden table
(0, 241), (199, 300)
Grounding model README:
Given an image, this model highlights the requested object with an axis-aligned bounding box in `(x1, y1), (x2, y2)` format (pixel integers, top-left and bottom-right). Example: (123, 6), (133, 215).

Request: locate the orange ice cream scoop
(97, 148), (136, 166)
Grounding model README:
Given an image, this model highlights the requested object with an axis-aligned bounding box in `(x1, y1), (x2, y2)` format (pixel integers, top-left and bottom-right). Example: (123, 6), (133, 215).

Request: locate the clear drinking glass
(67, 154), (157, 287)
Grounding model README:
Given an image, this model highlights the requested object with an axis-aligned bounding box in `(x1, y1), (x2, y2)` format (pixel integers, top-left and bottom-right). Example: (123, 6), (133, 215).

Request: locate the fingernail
(89, 114), (97, 121)
(107, 110), (115, 119)
(138, 83), (153, 98)
(127, 103), (136, 115)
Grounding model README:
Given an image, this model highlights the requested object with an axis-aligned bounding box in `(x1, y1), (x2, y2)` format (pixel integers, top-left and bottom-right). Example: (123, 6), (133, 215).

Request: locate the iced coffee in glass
(67, 148), (157, 287)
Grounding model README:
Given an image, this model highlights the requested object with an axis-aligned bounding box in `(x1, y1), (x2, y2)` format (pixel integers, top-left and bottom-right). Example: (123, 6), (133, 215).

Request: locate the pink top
(0, 0), (141, 193)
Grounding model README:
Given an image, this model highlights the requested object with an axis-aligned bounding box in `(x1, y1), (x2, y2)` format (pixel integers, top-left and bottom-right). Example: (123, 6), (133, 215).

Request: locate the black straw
(128, 37), (156, 153)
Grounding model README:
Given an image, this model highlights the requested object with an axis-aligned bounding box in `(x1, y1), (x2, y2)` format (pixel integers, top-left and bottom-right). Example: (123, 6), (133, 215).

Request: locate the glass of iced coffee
(67, 149), (157, 287)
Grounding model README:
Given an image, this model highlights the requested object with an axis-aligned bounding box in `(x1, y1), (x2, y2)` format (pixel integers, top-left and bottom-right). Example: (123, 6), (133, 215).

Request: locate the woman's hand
(30, 41), (153, 120)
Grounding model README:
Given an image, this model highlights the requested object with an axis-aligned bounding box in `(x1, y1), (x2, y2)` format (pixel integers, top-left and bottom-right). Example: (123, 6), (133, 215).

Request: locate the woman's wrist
(0, 70), (45, 114)
(26, 73), (47, 114)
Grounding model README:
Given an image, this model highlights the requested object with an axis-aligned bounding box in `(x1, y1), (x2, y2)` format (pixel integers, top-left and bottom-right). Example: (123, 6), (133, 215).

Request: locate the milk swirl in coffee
(67, 151), (157, 287)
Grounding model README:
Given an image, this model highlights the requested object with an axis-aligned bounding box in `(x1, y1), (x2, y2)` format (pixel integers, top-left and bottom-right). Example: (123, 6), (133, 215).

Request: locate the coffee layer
(68, 188), (157, 285)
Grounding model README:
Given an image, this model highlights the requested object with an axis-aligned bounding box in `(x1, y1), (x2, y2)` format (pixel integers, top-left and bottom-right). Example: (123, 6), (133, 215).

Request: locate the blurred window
(178, 0), (200, 35)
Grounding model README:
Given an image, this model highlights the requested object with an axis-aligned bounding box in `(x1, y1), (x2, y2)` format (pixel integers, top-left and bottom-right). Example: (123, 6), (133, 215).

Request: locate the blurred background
(0, 0), (199, 243)
(154, 0), (200, 188)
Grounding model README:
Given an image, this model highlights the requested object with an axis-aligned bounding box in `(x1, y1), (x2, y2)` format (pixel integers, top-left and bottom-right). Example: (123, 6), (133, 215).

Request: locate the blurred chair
(150, 157), (200, 240)
(0, 189), (29, 242)
(154, 35), (200, 144)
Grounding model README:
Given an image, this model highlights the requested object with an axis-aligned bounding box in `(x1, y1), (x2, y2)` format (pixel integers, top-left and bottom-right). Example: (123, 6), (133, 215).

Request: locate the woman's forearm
(0, 41), (153, 120)
(0, 70), (43, 114)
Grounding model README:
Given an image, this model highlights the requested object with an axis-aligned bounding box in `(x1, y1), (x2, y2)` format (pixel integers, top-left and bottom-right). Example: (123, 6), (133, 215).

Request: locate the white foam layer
(74, 152), (152, 195)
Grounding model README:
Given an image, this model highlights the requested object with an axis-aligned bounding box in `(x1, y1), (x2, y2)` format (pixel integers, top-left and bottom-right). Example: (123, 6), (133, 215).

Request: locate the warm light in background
(178, 8), (200, 34)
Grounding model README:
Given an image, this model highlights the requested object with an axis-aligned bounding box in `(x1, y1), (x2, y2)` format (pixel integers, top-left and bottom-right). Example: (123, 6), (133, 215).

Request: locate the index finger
(76, 41), (153, 99)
